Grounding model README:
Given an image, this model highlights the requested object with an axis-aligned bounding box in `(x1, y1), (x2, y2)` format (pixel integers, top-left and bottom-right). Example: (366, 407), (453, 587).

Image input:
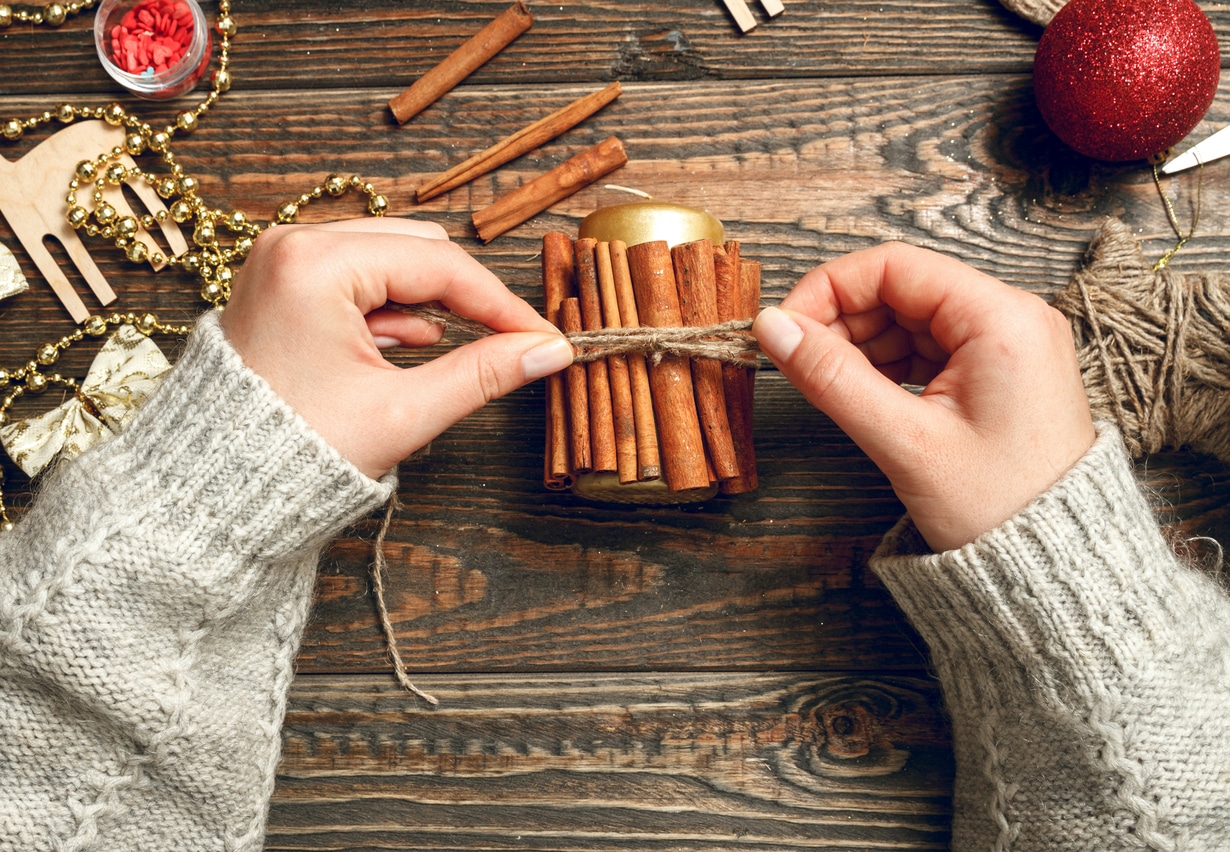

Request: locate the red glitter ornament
(1033, 0), (1220, 162)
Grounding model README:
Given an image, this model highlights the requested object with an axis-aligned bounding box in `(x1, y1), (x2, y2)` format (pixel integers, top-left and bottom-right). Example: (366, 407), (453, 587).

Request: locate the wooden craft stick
(595, 241), (639, 484)
(721, 0), (758, 32)
(542, 232), (575, 489)
(625, 241), (710, 492)
(672, 239), (740, 482)
(472, 136), (628, 243)
(759, 0), (785, 17)
(417, 82), (622, 202)
(610, 240), (661, 482)
(559, 297), (592, 475)
(715, 242), (759, 494)
(574, 239), (618, 473)
(389, 1), (534, 124)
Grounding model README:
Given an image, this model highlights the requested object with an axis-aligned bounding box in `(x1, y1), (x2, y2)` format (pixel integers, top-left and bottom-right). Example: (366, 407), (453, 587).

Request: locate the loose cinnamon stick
(610, 240), (661, 482)
(418, 82), (622, 202)
(559, 297), (592, 475)
(472, 136), (628, 243)
(715, 242), (759, 494)
(625, 240), (709, 492)
(388, 2), (534, 124)
(543, 232), (575, 489)
(672, 239), (740, 482)
(595, 241), (639, 484)
(574, 239), (618, 473)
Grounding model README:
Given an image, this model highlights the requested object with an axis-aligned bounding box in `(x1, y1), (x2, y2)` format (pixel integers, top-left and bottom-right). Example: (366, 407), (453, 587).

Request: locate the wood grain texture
(295, 367), (1230, 676)
(296, 373), (910, 675)
(1, 0), (1048, 97)
(270, 672), (953, 850)
(8, 74), (1230, 312)
(2, 1), (1229, 848)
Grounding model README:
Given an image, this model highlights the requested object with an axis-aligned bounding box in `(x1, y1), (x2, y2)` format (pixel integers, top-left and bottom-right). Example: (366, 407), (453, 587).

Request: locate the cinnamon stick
(472, 136), (628, 243)
(417, 82), (622, 202)
(715, 242), (758, 494)
(542, 232), (575, 489)
(739, 260), (762, 357)
(559, 297), (591, 475)
(625, 240), (709, 492)
(672, 239), (740, 482)
(574, 239), (618, 473)
(610, 240), (661, 482)
(388, 2), (534, 125)
(595, 241), (639, 484)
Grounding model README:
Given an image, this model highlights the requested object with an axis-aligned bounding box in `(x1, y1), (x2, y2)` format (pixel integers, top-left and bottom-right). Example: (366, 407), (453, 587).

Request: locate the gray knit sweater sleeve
(0, 311), (393, 851)
(872, 427), (1230, 851)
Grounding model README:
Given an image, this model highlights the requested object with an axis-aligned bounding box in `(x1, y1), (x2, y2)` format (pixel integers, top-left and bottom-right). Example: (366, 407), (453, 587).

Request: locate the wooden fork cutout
(0, 120), (189, 323)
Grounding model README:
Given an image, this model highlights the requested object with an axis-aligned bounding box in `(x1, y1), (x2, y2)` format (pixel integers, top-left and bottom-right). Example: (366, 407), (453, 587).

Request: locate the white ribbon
(0, 325), (171, 477)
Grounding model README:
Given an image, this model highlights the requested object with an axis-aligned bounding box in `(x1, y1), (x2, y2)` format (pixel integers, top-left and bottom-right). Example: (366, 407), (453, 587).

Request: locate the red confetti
(108, 0), (195, 76)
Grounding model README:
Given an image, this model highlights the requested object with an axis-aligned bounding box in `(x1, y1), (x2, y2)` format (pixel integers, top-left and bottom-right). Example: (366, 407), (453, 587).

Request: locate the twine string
(1053, 217), (1230, 464)
(394, 303), (761, 366)
(370, 490), (439, 707)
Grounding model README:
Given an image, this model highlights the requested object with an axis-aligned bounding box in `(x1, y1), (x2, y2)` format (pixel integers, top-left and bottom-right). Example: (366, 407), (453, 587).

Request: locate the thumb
(753, 306), (932, 470)
(379, 331), (574, 458)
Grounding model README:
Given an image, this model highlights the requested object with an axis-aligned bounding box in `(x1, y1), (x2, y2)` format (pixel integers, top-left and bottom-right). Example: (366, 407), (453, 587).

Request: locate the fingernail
(372, 335), (401, 350)
(522, 337), (574, 380)
(753, 307), (804, 362)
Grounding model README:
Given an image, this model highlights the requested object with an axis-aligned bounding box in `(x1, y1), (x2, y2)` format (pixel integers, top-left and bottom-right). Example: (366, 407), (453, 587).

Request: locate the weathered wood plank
(4, 0), (1227, 97)
(1, 0), (1049, 98)
(269, 672), (953, 850)
(6, 74), (1230, 322)
(300, 383), (923, 673)
(292, 368), (1230, 674)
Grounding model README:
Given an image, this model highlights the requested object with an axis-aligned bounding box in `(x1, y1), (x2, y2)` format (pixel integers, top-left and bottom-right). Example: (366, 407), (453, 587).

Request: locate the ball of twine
(1053, 217), (1230, 464)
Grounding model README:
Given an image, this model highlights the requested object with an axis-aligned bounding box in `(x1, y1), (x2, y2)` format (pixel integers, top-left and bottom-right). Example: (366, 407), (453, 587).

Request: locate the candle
(547, 200), (760, 504)
(579, 201), (724, 249)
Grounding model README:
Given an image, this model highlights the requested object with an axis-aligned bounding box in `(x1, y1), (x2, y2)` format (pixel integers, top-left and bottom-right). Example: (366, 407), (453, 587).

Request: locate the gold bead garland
(0, 0), (391, 528)
(0, 0), (96, 27)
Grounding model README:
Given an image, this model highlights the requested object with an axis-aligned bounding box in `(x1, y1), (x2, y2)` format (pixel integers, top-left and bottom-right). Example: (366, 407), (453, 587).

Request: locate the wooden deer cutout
(0, 120), (189, 323)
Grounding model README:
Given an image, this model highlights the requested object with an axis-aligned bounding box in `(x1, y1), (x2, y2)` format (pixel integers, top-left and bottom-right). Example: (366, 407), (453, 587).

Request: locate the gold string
(1151, 160), (1203, 270)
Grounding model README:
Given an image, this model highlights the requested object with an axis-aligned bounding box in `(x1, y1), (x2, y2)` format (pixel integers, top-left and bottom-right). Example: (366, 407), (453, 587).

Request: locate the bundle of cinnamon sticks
(543, 233), (760, 499)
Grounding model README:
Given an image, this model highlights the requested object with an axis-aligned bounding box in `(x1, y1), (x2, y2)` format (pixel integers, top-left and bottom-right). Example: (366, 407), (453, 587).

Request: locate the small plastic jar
(94, 0), (213, 100)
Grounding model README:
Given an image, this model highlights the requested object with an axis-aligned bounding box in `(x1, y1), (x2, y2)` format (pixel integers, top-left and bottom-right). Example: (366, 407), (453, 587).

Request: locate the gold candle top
(578, 201), (724, 248)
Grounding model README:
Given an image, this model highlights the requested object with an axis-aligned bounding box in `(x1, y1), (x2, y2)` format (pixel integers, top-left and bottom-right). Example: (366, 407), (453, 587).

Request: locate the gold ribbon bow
(0, 325), (170, 477)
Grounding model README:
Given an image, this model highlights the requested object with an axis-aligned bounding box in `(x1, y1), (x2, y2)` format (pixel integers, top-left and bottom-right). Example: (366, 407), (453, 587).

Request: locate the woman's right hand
(753, 241), (1096, 552)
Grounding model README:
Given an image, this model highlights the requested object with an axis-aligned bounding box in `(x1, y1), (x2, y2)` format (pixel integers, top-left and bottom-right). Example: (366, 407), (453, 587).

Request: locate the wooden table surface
(4, 1), (1230, 849)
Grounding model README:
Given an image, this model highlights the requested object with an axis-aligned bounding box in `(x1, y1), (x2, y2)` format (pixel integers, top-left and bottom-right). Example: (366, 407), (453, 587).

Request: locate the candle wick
(603, 184), (653, 199)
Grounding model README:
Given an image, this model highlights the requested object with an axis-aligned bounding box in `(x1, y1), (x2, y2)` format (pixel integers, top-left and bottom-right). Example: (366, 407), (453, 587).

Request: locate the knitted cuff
(76, 310), (394, 562)
(870, 426), (1217, 711)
